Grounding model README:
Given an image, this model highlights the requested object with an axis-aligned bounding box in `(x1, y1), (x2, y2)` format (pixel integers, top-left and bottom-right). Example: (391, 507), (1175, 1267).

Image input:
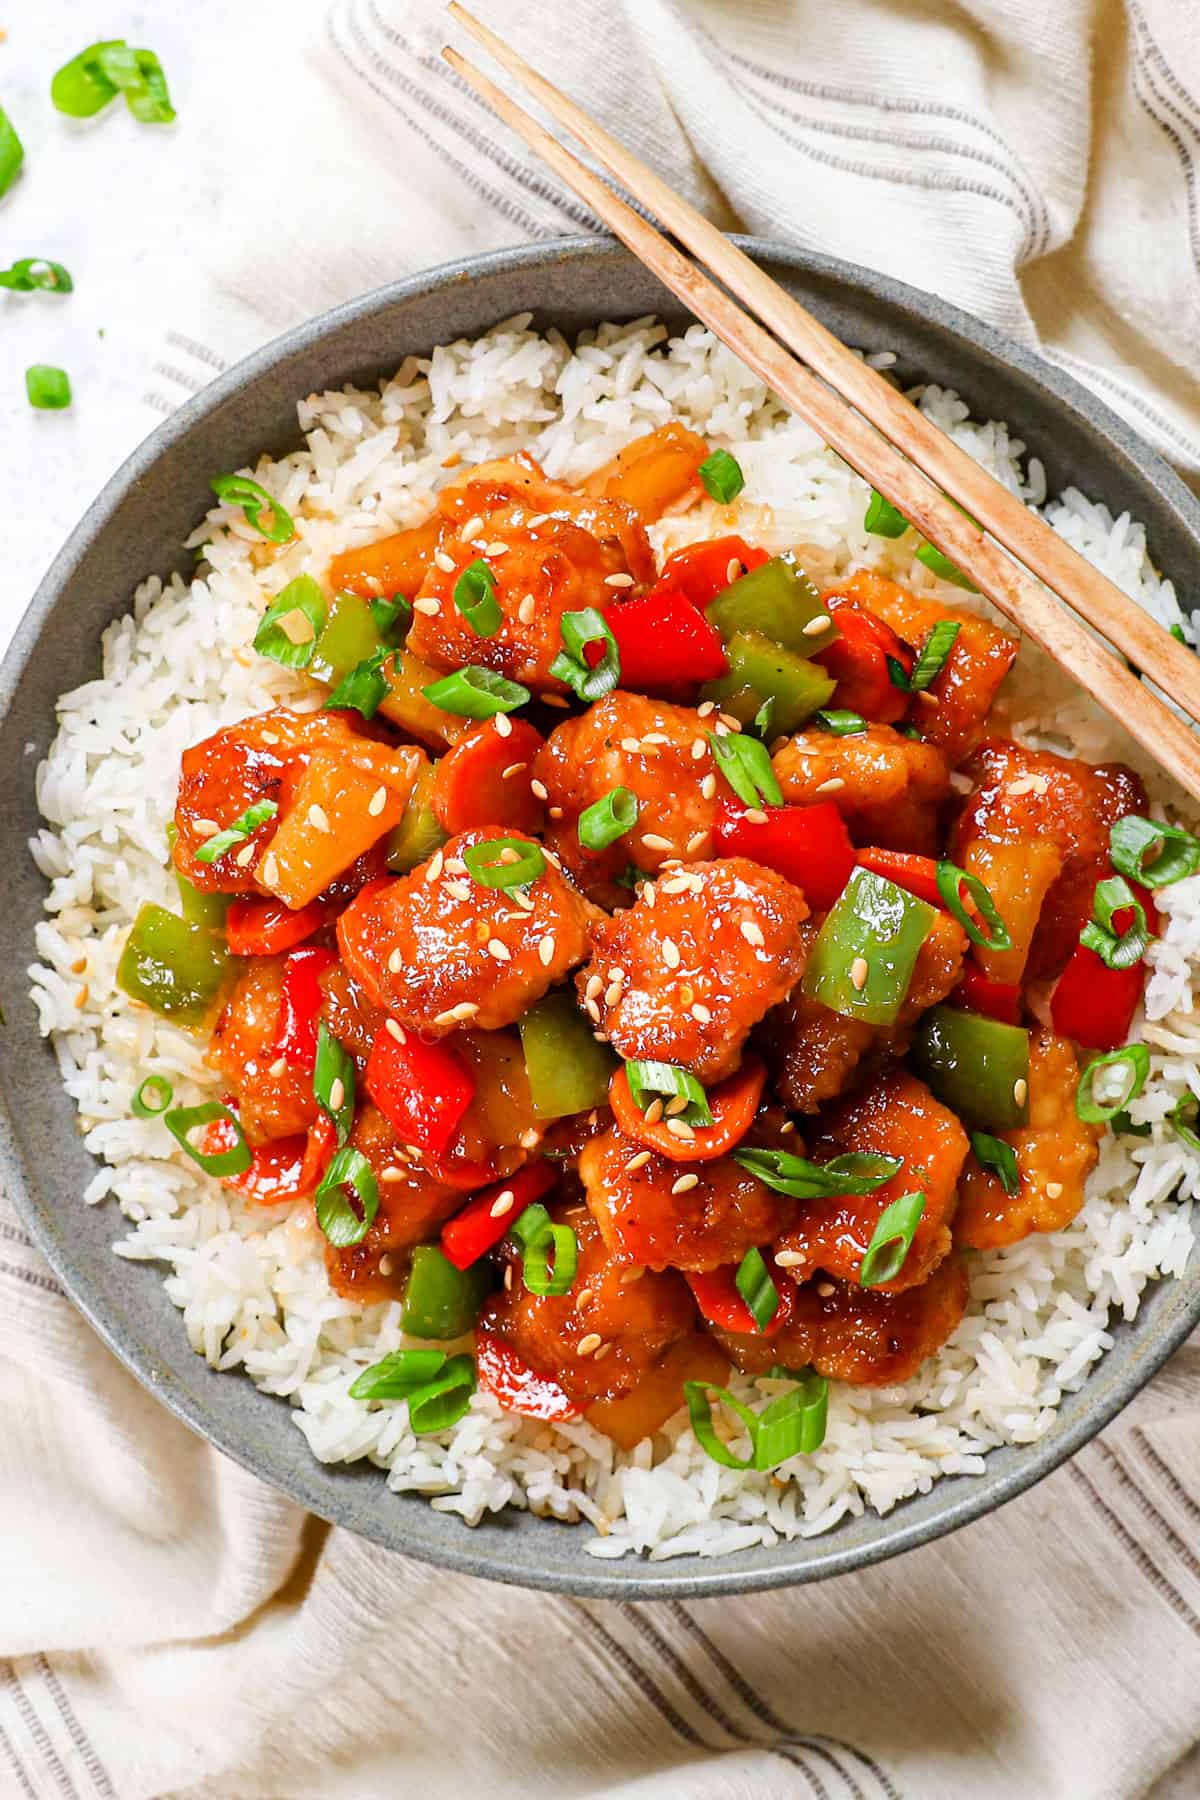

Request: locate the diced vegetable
(221, 1115), (336, 1207)
(378, 648), (470, 745)
(607, 585), (729, 688)
(386, 763), (448, 873)
(272, 946), (337, 1073)
(401, 1244), (492, 1340)
(910, 1005), (1031, 1131)
(705, 553), (838, 656)
(328, 515), (442, 603)
(580, 420), (710, 522)
(225, 895), (327, 957)
(659, 537), (770, 609)
(170, 838), (230, 932)
(685, 1264), (792, 1338)
(310, 592), (387, 684)
(518, 992), (617, 1120)
(117, 903), (231, 1029)
(801, 868), (937, 1026)
(608, 1058), (766, 1162)
(700, 631), (835, 733)
(365, 1024), (475, 1156)
(313, 1023), (355, 1143)
(954, 964), (1022, 1026)
(713, 799), (856, 911)
(475, 1329), (582, 1421)
(1051, 878), (1157, 1050)
(550, 607), (620, 702)
(263, 748), (414, 909)
(855, 848), (942, 908)
(815, 605), (913, 724)
(432, 717), (545, 836)
(440, 1163), (556, 1269)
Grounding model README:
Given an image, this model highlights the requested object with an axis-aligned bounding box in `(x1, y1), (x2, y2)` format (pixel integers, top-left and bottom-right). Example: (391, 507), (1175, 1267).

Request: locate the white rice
(27, 314), (1200, 1561)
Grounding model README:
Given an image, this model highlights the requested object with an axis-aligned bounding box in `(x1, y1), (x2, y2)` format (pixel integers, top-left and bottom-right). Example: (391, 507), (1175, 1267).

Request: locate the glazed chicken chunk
(772, 722), (951, 855)
(208, 958), (319, 1145)
(581, 856), (810, 1081)
(336, 828), (595, 1034)
(324, 1103), (464, 1303)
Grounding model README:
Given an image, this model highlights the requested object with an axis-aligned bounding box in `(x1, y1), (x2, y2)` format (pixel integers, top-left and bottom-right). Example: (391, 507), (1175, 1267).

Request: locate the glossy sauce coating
(772, 722), (951, 855)
(208, 959), (318, 1145)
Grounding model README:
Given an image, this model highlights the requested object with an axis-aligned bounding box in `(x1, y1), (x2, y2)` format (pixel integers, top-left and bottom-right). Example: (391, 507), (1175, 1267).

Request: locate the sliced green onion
(733, 1147), (902, 1200)
(26, 365), (72, 411)
(699, 449), (745, 504)
(349, 1347), (448, 1401)
(683, 1381), (759, 1469)
(863, 490), (908, 538)
(1110, 815), (1200, 889)
(1168, 1094), (1200, 1154)
(550, 606), (621, 702)
(370, 594), (412, 642)
(314, 1147), (379, 1248)
(970, 1131), (1019, 1194)
(452, 559), (503, 637)
(1110, 1109), (1152, 1139)
(625, 1060), (713, 1127)
(1079, 875), (1150, 971)
(814, 709), (868, 736)
(751, 697), (775, 740)
(51, 42), (121, 115)
(463, 835), (545, 890)
(578, 786), (638, 852)
(406, 1354), (477, 1433)
(210, 473), (295, 544)
(753, 1369), (828, 1467)
(915, 543), (977, 590)
(324, 648), (392, 720)
(51, 41), (174, 124)
(422, 666), (530, 718)
(0, 259), (73, 294)
(194, 798), (277, 866)
(253, 576), (326, 668)
(164, 1101), (252, 1178)
(131, 1075), (173, 1118)
(908, 619), (961, 689)
(859, 1190), (926, 1288)
(513, 1210), (578, 1297)
(735, 1248), (780, 1332)
(0, 104), (24, 198)
(1076, 1044), (1151, 1123)
(935, 862), (1012, 952)
(113, 46), (174, 125)
(314, 1024), (355, 1146)
(707, 731), (783, 809)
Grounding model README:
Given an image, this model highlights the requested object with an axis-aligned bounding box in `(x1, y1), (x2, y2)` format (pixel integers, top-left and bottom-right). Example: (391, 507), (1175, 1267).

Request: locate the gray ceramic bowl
(2, 237), (1198, 1598)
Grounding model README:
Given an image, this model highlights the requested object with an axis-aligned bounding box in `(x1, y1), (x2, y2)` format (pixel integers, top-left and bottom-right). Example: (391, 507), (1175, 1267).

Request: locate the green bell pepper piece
(117, 903), (232, 1029)
(401, 1244), (492, 1340)
(386, 764), (448, 873)
(166, 824), (229, 931)
(518, 992), (618, 1120)
(910, 1006), (1031, 1131)
(705, 553), (839, 656)
(802, 868), (936, 1027)
(310, 592), (387, 685)
(700, 630), (836, 735)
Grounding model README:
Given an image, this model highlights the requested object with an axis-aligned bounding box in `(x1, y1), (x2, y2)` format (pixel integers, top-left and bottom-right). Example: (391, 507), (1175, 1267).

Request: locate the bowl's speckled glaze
(2, 237), (1198, 1598)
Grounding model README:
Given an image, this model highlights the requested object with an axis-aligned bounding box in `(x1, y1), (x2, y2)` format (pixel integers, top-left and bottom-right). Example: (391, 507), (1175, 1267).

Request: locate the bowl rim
(4, 231), (1199, 1599)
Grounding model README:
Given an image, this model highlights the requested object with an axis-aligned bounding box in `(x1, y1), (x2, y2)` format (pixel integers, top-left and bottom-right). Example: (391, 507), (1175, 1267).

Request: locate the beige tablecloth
(3, 2), (1200, 1793)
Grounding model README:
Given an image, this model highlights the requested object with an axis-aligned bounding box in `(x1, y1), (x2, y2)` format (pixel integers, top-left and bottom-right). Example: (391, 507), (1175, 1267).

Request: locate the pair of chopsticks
(443, 5), (1200, 804)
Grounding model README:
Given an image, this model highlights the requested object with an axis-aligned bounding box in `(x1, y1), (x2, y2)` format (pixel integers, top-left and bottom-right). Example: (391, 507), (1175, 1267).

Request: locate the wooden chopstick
(449, 3), (1200, 738)
(441, 18), (1200, 805)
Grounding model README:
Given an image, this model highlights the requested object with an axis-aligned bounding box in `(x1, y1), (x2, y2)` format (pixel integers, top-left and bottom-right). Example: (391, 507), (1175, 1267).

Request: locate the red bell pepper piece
(955, 964), (1022, 1027)
(816, 603), (913, 724)
(714, 799), (856, 911)
(855, 848), (943, 909)
(685, 1262), (795, 1338)
(1050, 881), (1159, 1051)
(440, 1162), (556, 1269)
(270, 946), (337, 1074)
(432, 717), (545, 837)
(475, 1329), (582, 1421)
(365, 1023), (475, 1157)
(221, 1113), (336, 1204)
(226, 895), (329, 957)
(607, 584), (729, 688)
(659, 536), (770, 609)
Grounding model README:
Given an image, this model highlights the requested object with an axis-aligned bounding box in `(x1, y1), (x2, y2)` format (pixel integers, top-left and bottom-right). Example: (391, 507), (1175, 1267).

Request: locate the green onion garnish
(683, 1382), (760, 1468)
(163, 1101), (252, 1178)
(935, 862), (1012, 952)
(313, 1024), (355, 1146)
(0, 259), (73, 294)
(735, 1248), (780, 1332)
(349, 1347), (449, 1401)
(253, 576), (327, 669)
(733, 1147), (902, 1199)
(859, 1190), (926, 1288)
(1168, 1094), (1200, 1154)
(511, 1203), (578, 1297)
(1079, 875), (1151, 971)
(406, 1354), (477, 1432)
(51, 41), (175, 124)
(706, 731), (783, 809)
(324, 648), (392, 720)
(210, 473), (295, 544)
(369, 594), (412, 642)
(684, 1367), (828, 1470)
(550, 606), (621, 702)
(463, 836), (545, 889)
(624, 1059), (713, 1127)
(751, 697), (775, 740)
(699, 449), (746, 505)
(915, 543), (977, 591)
(863, 489), (908, 538)
(578, 786), (638, 852)
(131, 1075), (173, 1118)
(314, 1146), (379, 1247)
(889, 619), (961, 692)
(26, 366), (72, 411)
(1076, 1044), (1151, 1123)
(194, 798), (278, 866)
(1110, 815), (1200, 889)
(422, 666), (530, 718)
(1109, 1109), (1153, 1139)
(970, 1131), (1019, 1194)
(452, 560), (503, 637)
(814, 709), (868, 736)
(0, 104), (24, 198)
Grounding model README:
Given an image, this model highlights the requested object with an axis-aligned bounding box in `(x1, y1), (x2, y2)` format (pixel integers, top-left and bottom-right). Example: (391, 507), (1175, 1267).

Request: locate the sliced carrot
(608, 1057), (767, 1163)
(432, 717), (545, 836)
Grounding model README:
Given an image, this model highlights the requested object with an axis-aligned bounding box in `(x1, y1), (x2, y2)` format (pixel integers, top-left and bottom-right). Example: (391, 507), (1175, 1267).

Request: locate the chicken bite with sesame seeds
(533, 691), (721, 899)
(772, 721), (951, 855)
(580, 856), (809, 1082)
(336, 828), (597, 1034)
(324, 1103), (466, 1303)
(208, 959), (319, 1145)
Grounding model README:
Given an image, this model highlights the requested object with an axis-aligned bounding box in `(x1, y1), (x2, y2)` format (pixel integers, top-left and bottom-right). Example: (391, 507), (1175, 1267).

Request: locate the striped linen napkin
(3, 1), (1200, 1794)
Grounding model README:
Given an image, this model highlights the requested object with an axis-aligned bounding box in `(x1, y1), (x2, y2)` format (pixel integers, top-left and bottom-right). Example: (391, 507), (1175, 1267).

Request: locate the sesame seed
(385, 1019), (407, 1043)
(917, 690), (940, 708)
(433, 1009), (458, 1028)
(381, 1165), (406, 1182)
(586, 975), (604, 999)
(530, 778), (549, 801)
(850, 956), (869, 991)
(803, 614), (832, 636)
(433, 550), (456, 573)
(725, 557), (742, 583)
(643, 884), (656, 907)
(780, 1120), (796, 1134)
(594, 1343), (612, 1361)
(494, 712), (513, 739)
(268, 1056), (288, 1077)
(1046, 1181), (1063, 1199)
(607, 966), (625, 983)
(511, 889), (535, 912)
(578, 1333), (603, 1355)
(1006, 776), (1037, 797)
(740, 919), (765, 947)
(593, 1031), (608, 1042)
(501, 762), (527, 781)
(518, 594), (536, 624)
(377, 1254), (394, 1277)
(453, 1002), (479, 1020)
(503, 1265), (514, 1291)
(548, 805), (564, 820)
(1030, 775), (1050, 795)
(774, 1249), (804, 1268)
(260, 852), (280, 887)
(426, 849), (445, 883)
(742, 808), (768, 825)
(700, 774), (717, 800)
(1013, 1078), (1029, 1106)
(328, 1077), (346, 1112)
(686, 830), (709, 856)
(487, 938), (511, 962)
(499, 847), (521, 864)
(714, 721), (730, 737)
(414, 596), (442, 614)
(621, 737), (642, 754)
(519, 1128), (541, 1149)
(691, 1003), (712, 1024)
(641, 833), (674, 853)
(368, 785), (388, 817)
(585, 998), (601, 1022)
(446, 856), (468, 874)
(194, 818), (220, 838)
(70, 955), (88, 975)
(621, 1266), (644, 1286)
(542, 694), (570, 709)
(260, 731), (280, 746)
(697, 700), (716, 718)
(817, 1281), (836, 1297)
(690, 738), (707, 762)
(672, 1173), (700, 1194)
(446, 878), (471, 901)
(485, 540), (509, 557)
(662, 876), (690, 894)
(662, 937), (681, 969)
(576, 1287), (594, 1308)
(388, 949), (403, 974)
(604, 980), (623, 1006)
(461, 514), (485, 539)
(489, 1190), (516, 1218)
(538, 934), (555, 966)
(643, 732), (669, 746)
(277, 608), (315, 646)
(718, 712), (742, 732)
(665, 1095), (689, 1117)
(624, 1152), (652, 1172)
(308, 803), (331, 833)
(604, 572), (635, 588)
(644, 1098), (665, 1125)
(528, 513), (549, 528)
(666, 1117), (695, 1140)
(235, 842), (257, 868)
(816, 777), (845, 794)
